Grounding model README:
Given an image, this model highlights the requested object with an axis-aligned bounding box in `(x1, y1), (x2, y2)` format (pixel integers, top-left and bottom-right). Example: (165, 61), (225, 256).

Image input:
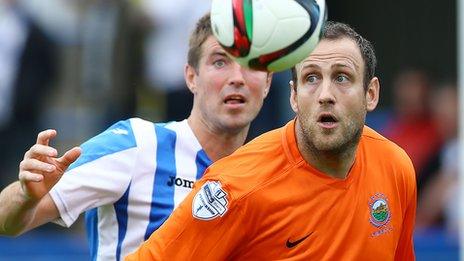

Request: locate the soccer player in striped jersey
(0, 13), (272, 260)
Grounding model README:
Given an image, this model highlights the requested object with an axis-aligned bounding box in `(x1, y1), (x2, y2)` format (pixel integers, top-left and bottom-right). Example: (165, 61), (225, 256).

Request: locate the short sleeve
(394, 152), (417, 261)
(49, 120), (138, 227)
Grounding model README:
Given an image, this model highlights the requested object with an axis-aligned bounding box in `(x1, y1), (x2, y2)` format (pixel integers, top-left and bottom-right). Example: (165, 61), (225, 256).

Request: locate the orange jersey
(127, 120), (417, 261)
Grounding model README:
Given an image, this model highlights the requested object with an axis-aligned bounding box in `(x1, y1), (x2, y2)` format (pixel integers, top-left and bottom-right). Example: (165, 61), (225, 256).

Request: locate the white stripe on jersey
(97, 204), (119, 261)
(119, 118), (157, 258)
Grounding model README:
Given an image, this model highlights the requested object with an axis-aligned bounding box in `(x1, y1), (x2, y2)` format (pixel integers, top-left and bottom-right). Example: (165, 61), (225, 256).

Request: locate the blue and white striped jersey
(49, 118), (212, 261)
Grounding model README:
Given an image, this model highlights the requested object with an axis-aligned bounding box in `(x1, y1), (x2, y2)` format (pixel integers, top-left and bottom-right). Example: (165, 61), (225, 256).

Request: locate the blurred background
(0, 0), (460, 260)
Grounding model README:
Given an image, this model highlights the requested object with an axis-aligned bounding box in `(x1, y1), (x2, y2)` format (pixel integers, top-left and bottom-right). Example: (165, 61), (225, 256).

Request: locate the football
(210, 0), (327, 72)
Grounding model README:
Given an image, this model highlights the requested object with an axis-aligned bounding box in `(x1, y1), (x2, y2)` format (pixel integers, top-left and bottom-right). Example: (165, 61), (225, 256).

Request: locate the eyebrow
(209, 50), (228, 58)
(299, 63), (321, 71)
(299, 62), (359, 72)
(331, 62), (359, 71)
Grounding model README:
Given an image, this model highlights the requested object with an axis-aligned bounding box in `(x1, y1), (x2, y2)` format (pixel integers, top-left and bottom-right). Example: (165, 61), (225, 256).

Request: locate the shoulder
(80, 118), (158, 152)
(153, 119), (191, 141)
(213, 127), (285, 174)
(360, 126), (416, 192)
(69, 118), (156, 169)
(361, 126), (414, 170)
(202, 126), (291, 200)
(153, 119), (204, 155)
(78, 119), (138, 154)
(80, 118), (194, 150)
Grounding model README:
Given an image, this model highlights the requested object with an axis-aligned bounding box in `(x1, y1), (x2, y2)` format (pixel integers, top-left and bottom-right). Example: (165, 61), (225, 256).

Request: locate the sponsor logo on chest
(167, 176), (194, 189)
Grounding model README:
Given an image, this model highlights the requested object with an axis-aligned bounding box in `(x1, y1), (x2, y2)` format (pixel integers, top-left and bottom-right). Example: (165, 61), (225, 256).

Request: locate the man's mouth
(224, 94), (246, 105)
(318, 115), (337, 123)
(317, 113), (338, 128)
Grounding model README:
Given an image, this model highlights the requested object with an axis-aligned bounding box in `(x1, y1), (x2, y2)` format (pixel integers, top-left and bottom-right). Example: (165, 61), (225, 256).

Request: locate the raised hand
(18, 130), (81, 201)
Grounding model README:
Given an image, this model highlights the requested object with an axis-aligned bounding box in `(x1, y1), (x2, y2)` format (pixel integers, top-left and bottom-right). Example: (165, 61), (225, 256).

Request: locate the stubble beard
(201, 103), (252, 136)
(298, 112), (365, 157)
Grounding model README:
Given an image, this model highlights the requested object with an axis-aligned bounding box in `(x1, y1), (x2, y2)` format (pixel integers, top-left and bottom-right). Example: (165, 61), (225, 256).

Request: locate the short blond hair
(187, 13), (213, 73)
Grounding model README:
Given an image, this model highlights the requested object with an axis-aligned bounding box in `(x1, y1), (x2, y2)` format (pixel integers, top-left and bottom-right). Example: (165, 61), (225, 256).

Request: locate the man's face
(186, 36), (272, 133)
(290, 37), (379, 153)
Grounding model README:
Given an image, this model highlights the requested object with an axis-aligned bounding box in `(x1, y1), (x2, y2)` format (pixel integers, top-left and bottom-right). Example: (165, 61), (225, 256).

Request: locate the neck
(295, 123), (358, 179)
(305, 147), (357, 179)
(187, 116), (249, 162)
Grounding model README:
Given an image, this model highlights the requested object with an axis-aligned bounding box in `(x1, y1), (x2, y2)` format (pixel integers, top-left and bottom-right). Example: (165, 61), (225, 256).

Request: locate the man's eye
(306, 75), (318, 83)
(214, 60), (226, 68)
(335, 75), (349, 83)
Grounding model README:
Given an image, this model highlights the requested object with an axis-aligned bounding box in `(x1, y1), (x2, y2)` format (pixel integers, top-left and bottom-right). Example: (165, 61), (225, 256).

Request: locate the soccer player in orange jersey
(126, 21), (417, 261)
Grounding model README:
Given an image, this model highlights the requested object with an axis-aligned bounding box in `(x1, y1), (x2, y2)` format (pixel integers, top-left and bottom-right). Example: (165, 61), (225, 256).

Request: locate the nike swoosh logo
(286, 232), (313, 248)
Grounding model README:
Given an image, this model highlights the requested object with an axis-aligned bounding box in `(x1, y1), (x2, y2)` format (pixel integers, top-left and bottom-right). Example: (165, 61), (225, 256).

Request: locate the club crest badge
(369, 193), (391, 227)
(192, 181), (228, 220)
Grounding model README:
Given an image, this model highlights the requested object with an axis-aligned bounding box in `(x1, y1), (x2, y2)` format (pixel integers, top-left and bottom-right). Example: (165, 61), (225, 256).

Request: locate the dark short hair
(187, 13), (213, 73)
(291, 21), (377, 91)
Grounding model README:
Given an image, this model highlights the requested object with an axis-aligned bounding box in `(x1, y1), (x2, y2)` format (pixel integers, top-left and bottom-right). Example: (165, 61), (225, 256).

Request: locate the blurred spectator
(80, 0), (141, 128)
(139, 0), (209, 121)
(0, 0), (57, 188)
(34, 0), (145, 150)
(18, 0), (80, 45)
(416, 84), (459, 237)
(383, 69), (442, 186)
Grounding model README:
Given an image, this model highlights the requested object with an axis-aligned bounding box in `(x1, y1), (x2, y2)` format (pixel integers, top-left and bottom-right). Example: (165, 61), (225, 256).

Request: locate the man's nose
(318, 80), (335, 105)
(228, 62), (246, 87)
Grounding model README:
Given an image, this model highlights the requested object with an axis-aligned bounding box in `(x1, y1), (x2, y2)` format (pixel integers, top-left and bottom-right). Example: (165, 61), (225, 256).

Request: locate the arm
(394, 191), (417, 261)
(126, 180), (248, 260)
(0, 130), (81, 236)
(394, 163), (417, 261)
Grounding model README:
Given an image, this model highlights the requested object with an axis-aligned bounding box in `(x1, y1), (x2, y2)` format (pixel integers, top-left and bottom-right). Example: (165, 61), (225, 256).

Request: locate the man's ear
(289, 80), (298, 113)
(366, 77), (380, 112)
(185, 64), (197, 94)
(263, 72), (273, 98)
